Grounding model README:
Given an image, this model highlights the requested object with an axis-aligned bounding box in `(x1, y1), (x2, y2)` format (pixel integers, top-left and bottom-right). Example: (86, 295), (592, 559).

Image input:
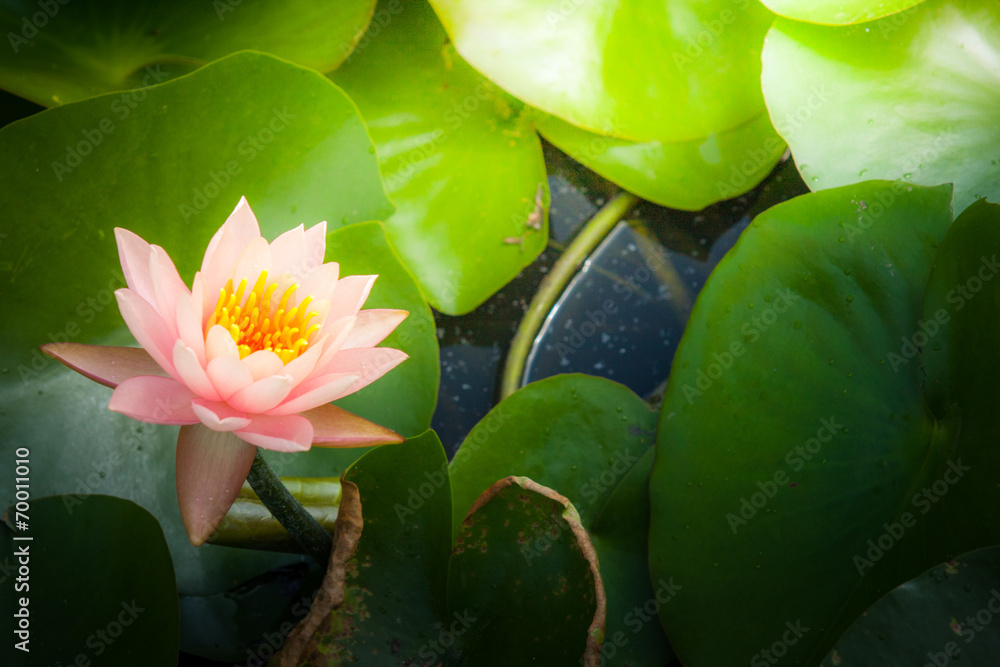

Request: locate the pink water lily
(43, 198), (408, 545)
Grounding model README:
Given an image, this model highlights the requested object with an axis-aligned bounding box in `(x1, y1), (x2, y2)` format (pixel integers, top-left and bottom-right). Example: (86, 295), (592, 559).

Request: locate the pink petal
(301, 222), (329, 279)
(342, 309), (408, 349)
(149, 245), (188, 338)
(230, 236), (270, 290)
(176, 424), (257, 546)
(228, 374), (294, 414)
(314, 347), (408, 397)
(206, 355), (254, 400)
(242, 350), (284, 381)
(298, 262), (341, 306)
(201, 197), (261, 275)
(172, 341), (220, 401)
(313, 315), (357, 371)
(191, 398), (252, 431)
(304, 404), (405, 447)
(201, 197), (262, 300)
(109, 376), (199, 424)
(280, 338), (327, 388)
(268, 372), (360, 416)
(235, 414), (314, 452)
(326, 275), (377, 322)
(41, 343), (167, 388)
(115, 289), (177, 376)
(114, 228), (156, 305)
(175, 287), (206, 365)
(268, 224), (307, 277)
(205, 324), (239, 361)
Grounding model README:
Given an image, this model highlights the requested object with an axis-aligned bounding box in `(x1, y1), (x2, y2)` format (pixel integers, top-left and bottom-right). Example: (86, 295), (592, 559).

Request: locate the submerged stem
(500, 191), (640, 399)
(245, 451), (333, 565)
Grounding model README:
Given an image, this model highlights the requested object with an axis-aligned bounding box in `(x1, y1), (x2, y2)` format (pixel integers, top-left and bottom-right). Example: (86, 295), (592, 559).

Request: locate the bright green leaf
(430, 0), (775, 143)
(761, 0), (999, 214)
(537, 110), (785, 209)
(332, 0), (548, 314)
(0, 0), (376, 105)
(758, 0), (927, 24)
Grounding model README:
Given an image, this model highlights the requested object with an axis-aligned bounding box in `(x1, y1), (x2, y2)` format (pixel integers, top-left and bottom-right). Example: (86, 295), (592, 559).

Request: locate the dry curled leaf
(278, 480), (363, 666)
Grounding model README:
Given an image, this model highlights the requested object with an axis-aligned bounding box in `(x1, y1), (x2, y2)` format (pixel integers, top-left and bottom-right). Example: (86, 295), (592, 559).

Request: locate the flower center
(207, 270), (321, 363)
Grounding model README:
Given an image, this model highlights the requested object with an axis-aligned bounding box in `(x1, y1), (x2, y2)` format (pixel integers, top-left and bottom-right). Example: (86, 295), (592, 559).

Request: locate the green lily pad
(537, 110), (785, 209)
(0, 0), (376, 106)
(332, 0), (548, 314)
(288, 431), (452, 665)
(448, 477), (604, 666)
(648, 181), (989, 665)
(761, 0), (999, 214)
(430, 0), (775, 143)
(0, 495), (178, 666)
(0, 51), (410, 596)
(758, 0), (927, 24)
(823, 547), (1000, 665)
(448, 374), (671, 666)
(262, 222), (440, 477)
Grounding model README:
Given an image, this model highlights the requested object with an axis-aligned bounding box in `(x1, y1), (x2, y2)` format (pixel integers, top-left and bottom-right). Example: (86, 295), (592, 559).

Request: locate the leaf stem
(245, 450), (333, 565)
(500, 191), (639, 399)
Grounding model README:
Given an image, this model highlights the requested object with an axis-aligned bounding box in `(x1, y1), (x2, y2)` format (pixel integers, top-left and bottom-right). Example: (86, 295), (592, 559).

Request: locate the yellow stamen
(208, 269), (322, 362)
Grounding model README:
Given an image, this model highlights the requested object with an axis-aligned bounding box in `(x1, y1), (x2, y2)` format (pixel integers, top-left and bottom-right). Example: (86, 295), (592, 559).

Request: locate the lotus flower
(42, 198), (408, 545)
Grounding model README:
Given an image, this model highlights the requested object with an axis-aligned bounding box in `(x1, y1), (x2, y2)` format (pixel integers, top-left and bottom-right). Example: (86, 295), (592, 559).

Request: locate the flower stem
(245, 450), (333, 565)
(500, 191), (640, 399)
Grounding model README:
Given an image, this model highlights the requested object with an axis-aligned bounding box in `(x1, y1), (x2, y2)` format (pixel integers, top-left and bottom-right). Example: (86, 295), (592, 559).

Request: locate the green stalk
(500, 192), (639, 399)
(245, 450), (333, 565)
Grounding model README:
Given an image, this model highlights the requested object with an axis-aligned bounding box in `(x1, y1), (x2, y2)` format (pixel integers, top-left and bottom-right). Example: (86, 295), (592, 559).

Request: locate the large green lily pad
(761, 0), (999, 214)
(332, 0), (548, 314)
(0, 51), (420, 596)
(0, 0), (376, 105)
(449, 374), (671, 666)
(430, 0), (775, 143)
(649, 183), (1000, 665)
(0, 495), (178, 666)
